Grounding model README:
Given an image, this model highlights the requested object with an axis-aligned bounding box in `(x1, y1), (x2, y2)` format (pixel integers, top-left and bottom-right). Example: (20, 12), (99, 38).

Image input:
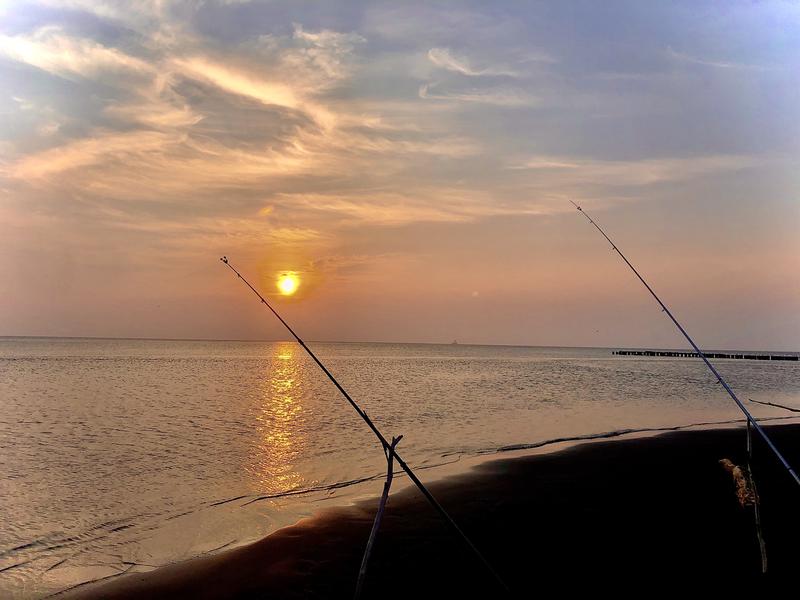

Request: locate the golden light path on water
(250, 342), (308, 493)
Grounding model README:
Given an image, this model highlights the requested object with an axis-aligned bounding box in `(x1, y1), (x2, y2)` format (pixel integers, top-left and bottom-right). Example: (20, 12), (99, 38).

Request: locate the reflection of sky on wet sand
(249, 342), (310, 494)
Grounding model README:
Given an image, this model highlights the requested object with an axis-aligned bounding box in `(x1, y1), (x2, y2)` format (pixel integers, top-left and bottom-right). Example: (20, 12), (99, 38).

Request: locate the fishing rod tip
(220, 256), (228, 264)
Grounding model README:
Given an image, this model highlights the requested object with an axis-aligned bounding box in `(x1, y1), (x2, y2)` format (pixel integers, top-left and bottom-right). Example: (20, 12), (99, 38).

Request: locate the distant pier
(613, 350), (798, 361)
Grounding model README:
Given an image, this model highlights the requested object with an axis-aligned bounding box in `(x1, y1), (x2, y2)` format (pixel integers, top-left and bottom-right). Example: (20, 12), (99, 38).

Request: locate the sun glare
(277, 272), (300, 296)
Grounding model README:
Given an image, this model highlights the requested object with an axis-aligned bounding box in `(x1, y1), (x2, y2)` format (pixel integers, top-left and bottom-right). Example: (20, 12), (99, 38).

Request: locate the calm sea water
(1, 338), (798, 598)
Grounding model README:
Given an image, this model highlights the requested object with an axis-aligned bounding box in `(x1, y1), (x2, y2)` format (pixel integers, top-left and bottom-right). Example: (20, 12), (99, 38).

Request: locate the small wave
(0, 559), (32, 574)
(204, 455), (467, 510)
(43, 565), (137, 599)
(44, 557), (70, 572)
(445, 415), (799, 458)
(238, 474), (383, 507)
(209, 495), (250, 507)
(0, 540), (45, 558)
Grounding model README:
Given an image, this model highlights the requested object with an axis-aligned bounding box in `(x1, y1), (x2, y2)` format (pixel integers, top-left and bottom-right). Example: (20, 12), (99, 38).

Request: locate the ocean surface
(1, 338), (798, 598)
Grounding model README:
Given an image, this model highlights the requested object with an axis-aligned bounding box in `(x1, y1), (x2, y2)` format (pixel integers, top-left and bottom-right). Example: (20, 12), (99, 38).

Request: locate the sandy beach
(58, 423), (799, 598)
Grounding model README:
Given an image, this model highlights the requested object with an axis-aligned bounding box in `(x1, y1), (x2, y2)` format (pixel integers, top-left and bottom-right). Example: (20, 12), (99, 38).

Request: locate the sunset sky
(1, 0), (798, 349)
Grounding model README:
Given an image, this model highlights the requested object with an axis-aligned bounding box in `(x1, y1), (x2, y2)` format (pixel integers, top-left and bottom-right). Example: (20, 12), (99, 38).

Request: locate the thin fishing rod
(220, 257), (509, 593)
(569, 201), (800, 487)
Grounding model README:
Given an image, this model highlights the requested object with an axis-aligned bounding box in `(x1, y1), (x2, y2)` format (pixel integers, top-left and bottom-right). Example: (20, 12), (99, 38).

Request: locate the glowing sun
(277, 272), (300, 295)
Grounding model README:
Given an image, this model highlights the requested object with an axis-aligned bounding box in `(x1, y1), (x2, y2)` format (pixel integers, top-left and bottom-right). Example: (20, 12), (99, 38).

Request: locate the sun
(277, 272), (300, 296)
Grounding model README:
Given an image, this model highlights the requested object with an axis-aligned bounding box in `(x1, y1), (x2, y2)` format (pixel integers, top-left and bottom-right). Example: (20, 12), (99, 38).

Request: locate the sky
(0, 0), (798, 350)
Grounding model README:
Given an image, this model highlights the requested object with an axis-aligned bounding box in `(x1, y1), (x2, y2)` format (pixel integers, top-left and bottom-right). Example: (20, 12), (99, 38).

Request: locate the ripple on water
(1, 338), (798, 598)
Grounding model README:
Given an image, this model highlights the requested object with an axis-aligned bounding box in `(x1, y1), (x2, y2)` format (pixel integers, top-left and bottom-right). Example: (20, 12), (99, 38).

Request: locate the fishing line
(220, 256), (509, 593)
(569, 201), (800, 487)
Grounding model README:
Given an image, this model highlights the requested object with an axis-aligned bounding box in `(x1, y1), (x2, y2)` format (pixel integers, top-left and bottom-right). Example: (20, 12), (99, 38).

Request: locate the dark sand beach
(61, 424), (800, 598)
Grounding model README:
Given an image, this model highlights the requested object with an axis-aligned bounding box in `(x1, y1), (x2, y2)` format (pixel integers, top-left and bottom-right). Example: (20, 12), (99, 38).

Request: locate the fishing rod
(569, 201), (800, 487)
(220, 257), (509, 592)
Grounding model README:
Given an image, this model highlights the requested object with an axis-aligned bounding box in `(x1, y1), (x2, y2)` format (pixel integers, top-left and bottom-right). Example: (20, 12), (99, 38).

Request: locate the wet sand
(61, 424), (800, 598)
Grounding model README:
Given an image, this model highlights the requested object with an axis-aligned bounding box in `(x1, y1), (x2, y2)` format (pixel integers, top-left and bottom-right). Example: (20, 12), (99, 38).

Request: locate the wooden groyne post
(613, 350), (798, 361)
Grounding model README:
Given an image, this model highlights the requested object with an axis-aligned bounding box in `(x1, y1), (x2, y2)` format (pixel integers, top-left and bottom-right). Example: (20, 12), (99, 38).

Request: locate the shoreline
(57, 421), (800, 598)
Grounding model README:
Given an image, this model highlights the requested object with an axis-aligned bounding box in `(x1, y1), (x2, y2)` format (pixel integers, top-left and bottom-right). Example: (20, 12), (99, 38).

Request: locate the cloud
(419, 83), (536, 107)
(9, 130), (181, 179)
(427, 47), (518, 77)
(172, 57), (305, 114)
(0, 19), (366, 132)
(33, 0), (169, 32)
(288, 24), (366, 84)
(242, 23), (367, 99)
(104, 95), (202, 129)
(510, 154), (762, 186)
(271, 188), (552, 227)
(172, 24), (368, 131)
(0, 25), (206, 134)
(0, 26), (152, 80)
(421, 46), (541, 109)
(6, 115), (479, 211)
(666, 47), (773, 71)
(103, 213), (325, 247)
(8, 131), (323, 195)
(11, 96), (66, 138)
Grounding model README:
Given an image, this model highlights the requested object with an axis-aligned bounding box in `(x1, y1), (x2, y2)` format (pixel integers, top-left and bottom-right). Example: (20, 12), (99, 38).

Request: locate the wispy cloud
(419, 82), (536, 107)
(288, 24), (366, 85)
(270, 188), (551, 226)
(33, 0), (169, 32)
(510, 154), (762, 186)
(173, 57), (311, 117)
(666, 47), (774, 71)
(0, 25), (202, 135)
(427, 47), (518, 77)
(10, 130), (181, 179)
(0, 26), (152, 79)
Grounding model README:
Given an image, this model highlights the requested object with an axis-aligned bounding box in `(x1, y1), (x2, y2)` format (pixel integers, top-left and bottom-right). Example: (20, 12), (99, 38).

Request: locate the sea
(1, 337), (798, 598)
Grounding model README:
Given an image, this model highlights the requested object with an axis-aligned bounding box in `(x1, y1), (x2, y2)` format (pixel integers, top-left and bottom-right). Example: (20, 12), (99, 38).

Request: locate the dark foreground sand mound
(63, 424), (800, 598)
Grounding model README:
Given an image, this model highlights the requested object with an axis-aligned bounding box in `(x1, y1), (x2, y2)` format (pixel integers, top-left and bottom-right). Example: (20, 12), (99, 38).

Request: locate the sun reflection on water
(250, 343), (309, 494)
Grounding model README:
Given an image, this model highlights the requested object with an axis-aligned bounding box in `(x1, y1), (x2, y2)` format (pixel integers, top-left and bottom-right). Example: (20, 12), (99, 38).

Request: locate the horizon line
(0, 335), (797, 355)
